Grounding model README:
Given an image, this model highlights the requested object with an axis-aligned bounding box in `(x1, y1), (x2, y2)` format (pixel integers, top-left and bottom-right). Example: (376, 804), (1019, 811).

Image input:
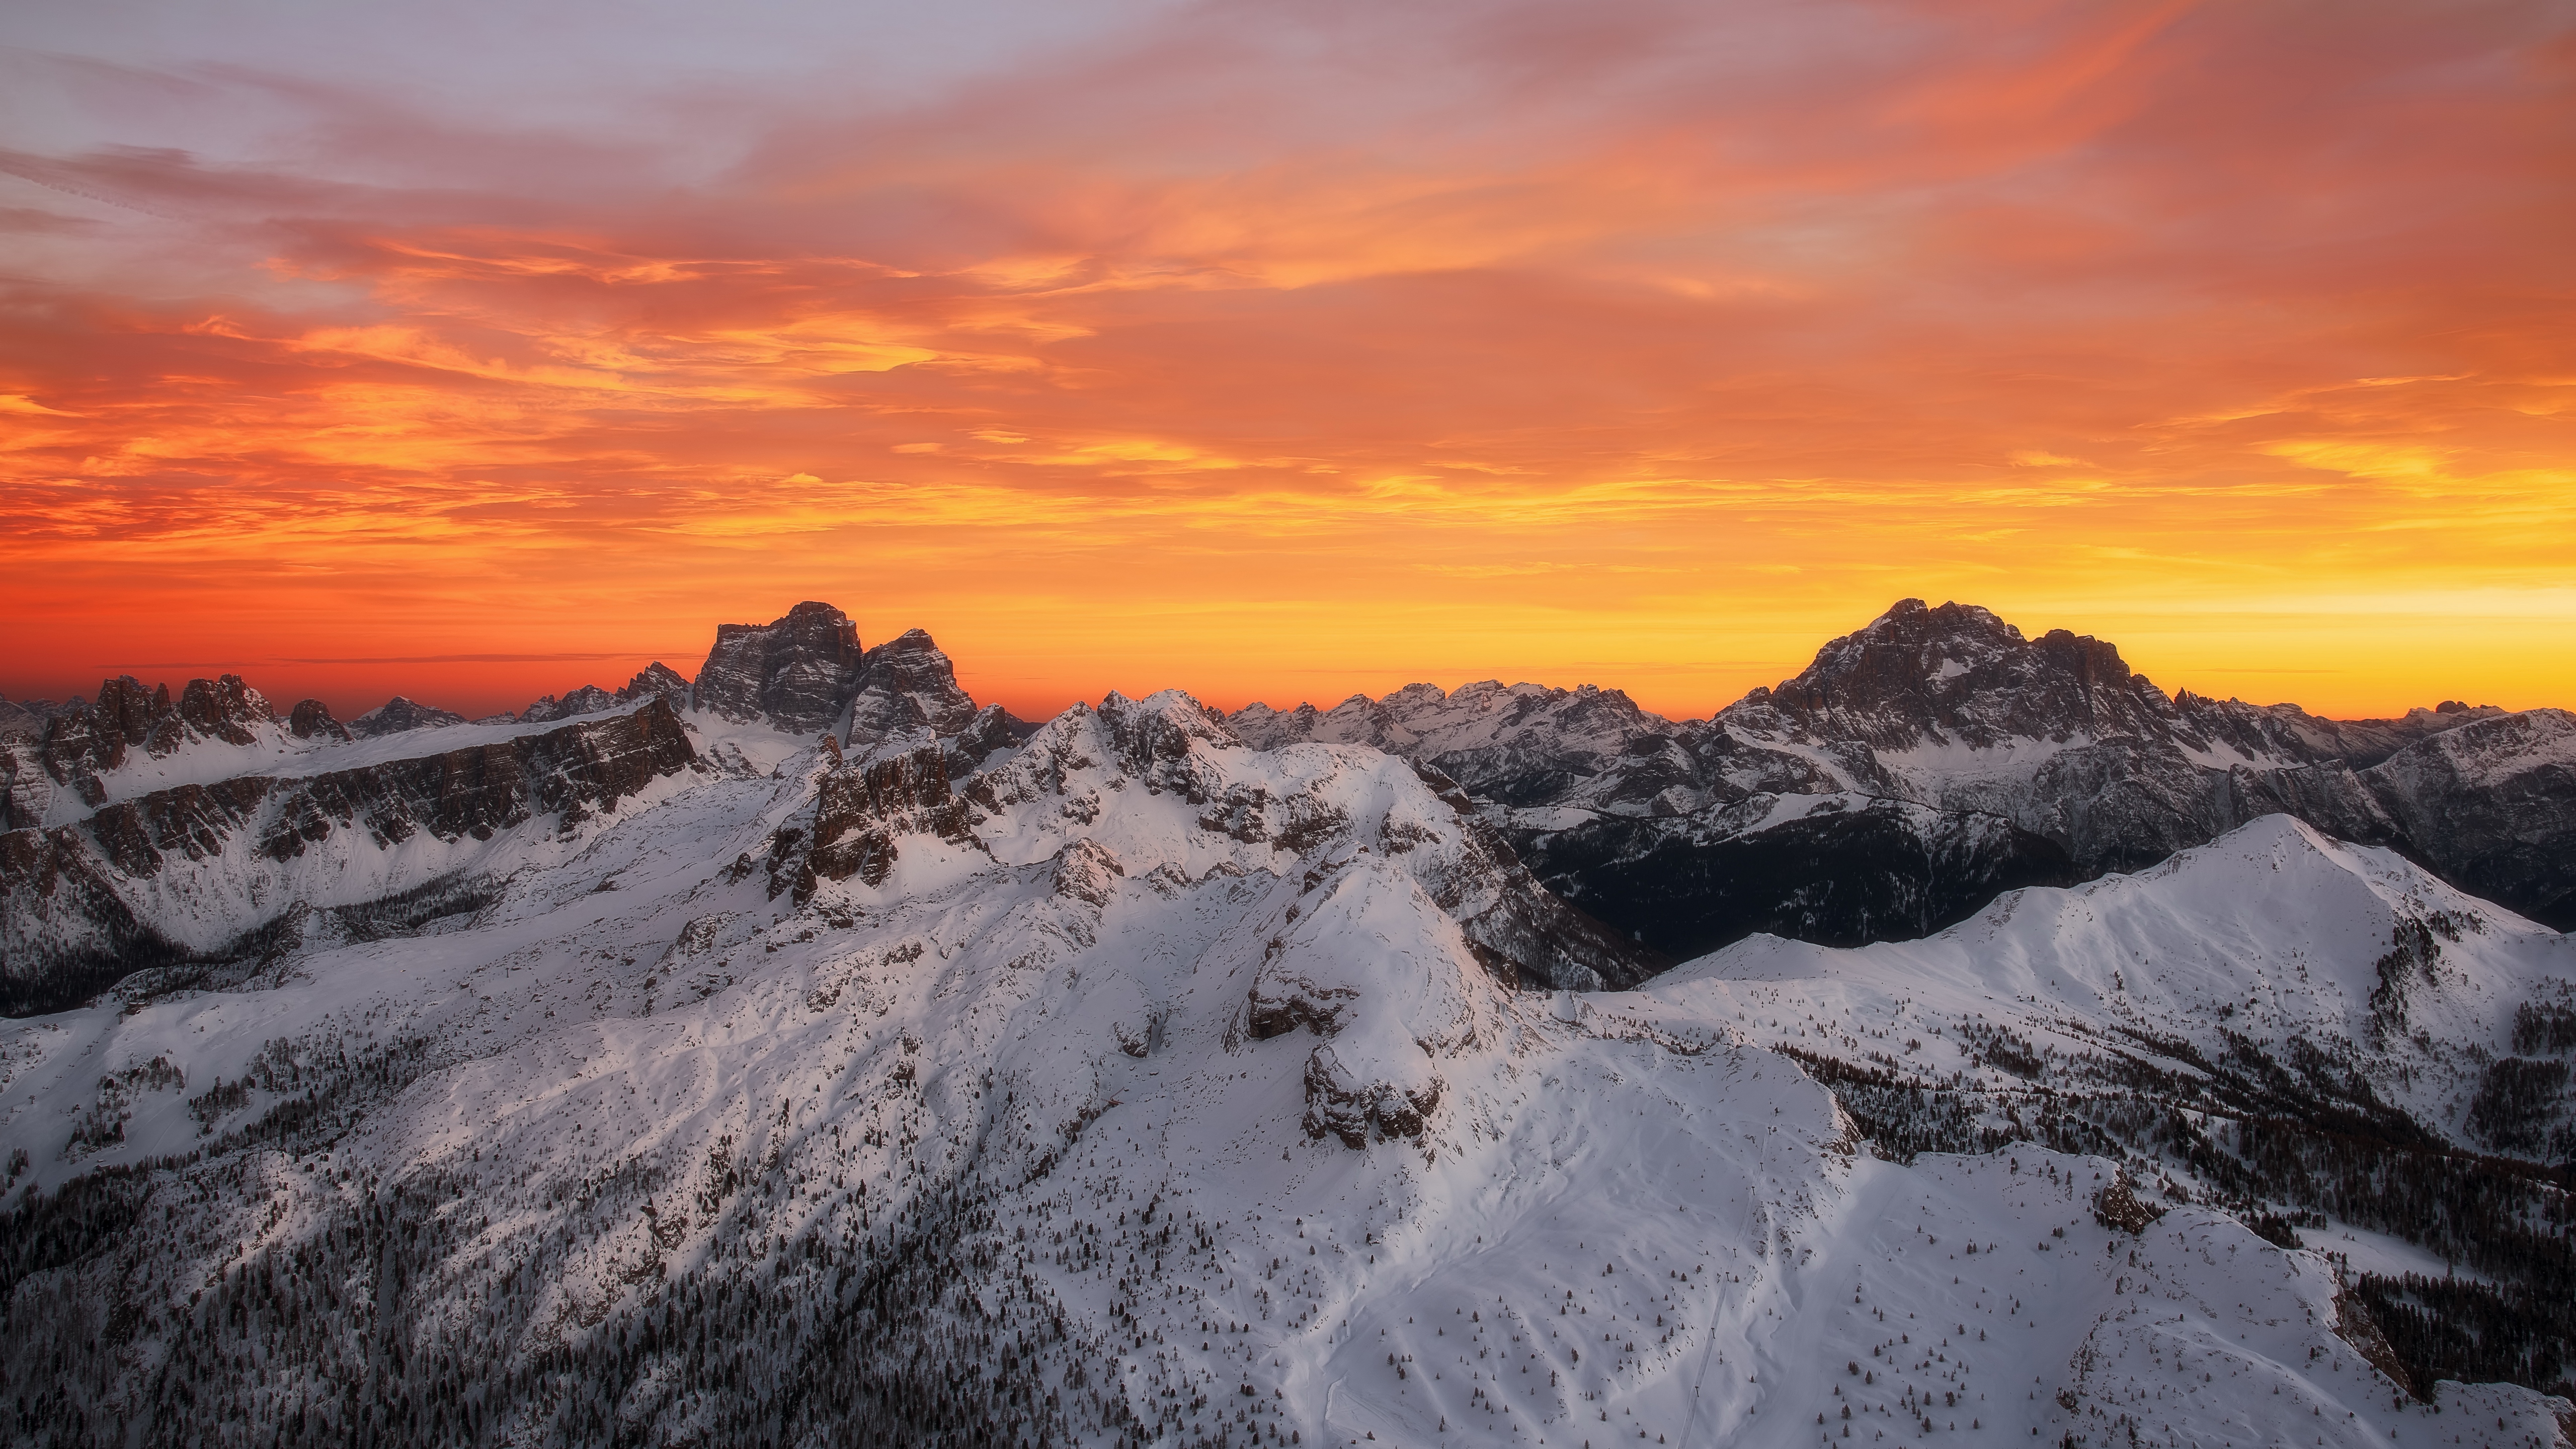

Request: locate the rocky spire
(616, 662), (693, 710)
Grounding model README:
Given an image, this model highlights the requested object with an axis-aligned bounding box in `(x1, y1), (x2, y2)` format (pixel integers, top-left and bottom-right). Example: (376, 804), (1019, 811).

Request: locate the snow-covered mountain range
(1, 600), (2569, 1448)
(1236, 599), (2576, 955)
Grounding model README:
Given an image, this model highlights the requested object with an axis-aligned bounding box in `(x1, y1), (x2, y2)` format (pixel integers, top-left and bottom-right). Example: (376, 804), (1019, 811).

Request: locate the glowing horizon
(4, 0), (2570, 724)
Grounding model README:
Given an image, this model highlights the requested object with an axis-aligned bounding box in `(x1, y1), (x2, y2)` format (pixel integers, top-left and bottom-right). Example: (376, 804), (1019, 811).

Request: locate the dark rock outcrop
(0, 748), (45, 833)
(1301, 1045), (1440, 1149)
(845, 629), (984, 752)
(691, 602), (865, 734)
(176, 676), (272, 746)
(767, 744), (979, 902)
(288, 699), (351, 742)
(25, 675), (285, 808)
(351, 696), (468, 738)
(34, 677), (168, 801)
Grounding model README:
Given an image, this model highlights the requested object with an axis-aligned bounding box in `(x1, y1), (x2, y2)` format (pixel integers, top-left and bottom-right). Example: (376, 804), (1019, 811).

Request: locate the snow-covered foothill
(1664, 815), (2576, 1147)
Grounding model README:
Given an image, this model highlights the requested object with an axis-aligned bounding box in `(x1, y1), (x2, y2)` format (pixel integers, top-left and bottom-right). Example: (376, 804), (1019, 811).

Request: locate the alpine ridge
(0, 599), (2569, 1449)
(1233, 598), (2576, 954)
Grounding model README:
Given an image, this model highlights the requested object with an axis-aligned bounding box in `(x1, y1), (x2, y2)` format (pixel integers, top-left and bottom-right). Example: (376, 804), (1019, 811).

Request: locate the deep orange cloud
(2, 0), (2570, 722)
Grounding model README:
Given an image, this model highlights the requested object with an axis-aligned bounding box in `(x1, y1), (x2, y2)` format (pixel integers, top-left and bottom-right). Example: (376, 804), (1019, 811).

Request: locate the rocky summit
(843, 627), (989, 756)
(690, 600), (866, 734)
(1, 599), (2571, 1449)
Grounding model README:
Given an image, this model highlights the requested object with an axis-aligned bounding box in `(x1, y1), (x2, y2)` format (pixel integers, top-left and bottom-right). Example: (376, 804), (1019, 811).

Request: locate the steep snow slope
(6, 695), (2567, 1445)
(1665, 816), (2576, 1150)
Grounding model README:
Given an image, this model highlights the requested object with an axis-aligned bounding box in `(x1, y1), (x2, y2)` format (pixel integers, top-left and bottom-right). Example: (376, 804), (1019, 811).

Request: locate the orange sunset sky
(2, 0), (2571, 724)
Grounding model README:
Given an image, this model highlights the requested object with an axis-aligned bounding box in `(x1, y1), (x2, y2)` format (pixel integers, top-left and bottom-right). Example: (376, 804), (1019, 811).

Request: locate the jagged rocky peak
(22, 674), (288, 807)
(91, 675), (173, 754)
(690, 600), (864, 734)
(844, 628), (985, 755)
(1733, 597), (2171, 750)
(515, 684), (618, 725)
(2363, 706), (2576, 929)
(350, 696), (468, 738)
(174, 675), (273, 746)
(286, 699), (350, 742)
(616, 661), (692, 709)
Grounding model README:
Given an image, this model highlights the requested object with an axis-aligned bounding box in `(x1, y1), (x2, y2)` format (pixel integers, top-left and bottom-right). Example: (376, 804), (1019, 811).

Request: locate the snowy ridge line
(1228, 598), (2576, 954)
(0, 699), (703, 1015)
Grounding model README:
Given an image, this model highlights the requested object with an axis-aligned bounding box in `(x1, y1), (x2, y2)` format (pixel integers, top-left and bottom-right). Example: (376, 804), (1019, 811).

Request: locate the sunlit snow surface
(5, 700), (2569, 1447)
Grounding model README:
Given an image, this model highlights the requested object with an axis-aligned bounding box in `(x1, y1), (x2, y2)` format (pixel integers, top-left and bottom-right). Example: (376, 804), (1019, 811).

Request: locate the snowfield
(2, 690), (2570, 1447)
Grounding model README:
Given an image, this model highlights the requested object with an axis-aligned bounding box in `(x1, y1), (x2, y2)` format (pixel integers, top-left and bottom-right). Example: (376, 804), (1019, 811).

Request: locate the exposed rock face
(941, 703), (1031, 777)
(25, 675), (285, 809)
(844, 628), (985, 756)
(1741, 599), (2173, 754)
(0, 699), (701, 1015)
(1710, 601), (2431, 873)
(0, 748), (47, 833)
(176, 676), (272, 746)
(1301, 1044), (1441, 1149)
(768, 744), (978, 901)
(2362, 708), (2576, 929)
(690, 601), (864, 734)
(287, 699), (350, 742)
(1049, 837), (1125, 910)
(351, 696), (468, 738)
(35, 677), (170, 799)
